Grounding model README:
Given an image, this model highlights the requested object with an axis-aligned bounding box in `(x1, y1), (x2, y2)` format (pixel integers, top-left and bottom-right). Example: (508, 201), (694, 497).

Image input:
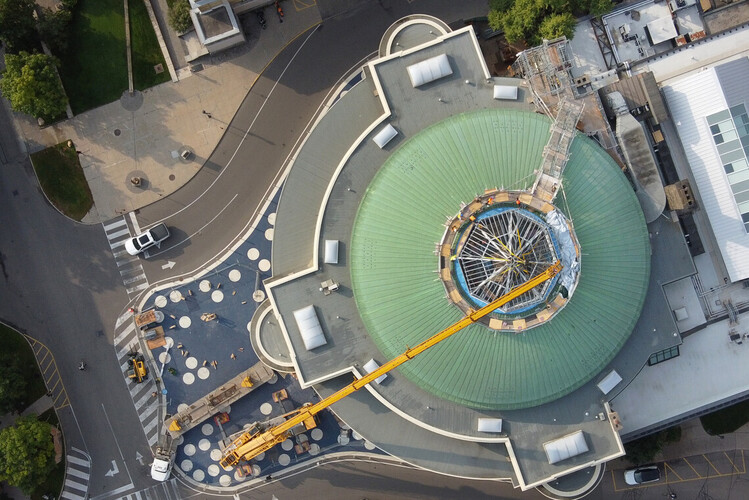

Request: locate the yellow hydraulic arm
(220, 261), (563, 469)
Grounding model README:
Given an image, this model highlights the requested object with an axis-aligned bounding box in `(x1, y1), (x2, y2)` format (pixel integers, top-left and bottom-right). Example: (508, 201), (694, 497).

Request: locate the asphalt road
(0, 1), (547, 498)
(0, 98), (155, 495)
(132, 0), (490, 285)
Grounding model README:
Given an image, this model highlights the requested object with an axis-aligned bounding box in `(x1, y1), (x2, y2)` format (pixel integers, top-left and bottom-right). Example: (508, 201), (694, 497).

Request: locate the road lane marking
(60, 492), (85, 500)
(67, 467), (89, 480)
(107, 228), (130, 239)
(664, 461), (683, 481)
(67, 455), (88, 467)
(103, 218), (128, 231)
(683, 457), (702, 478)
(146, 194), (237, 258)
(128, 211), (141, 234)
(145, 24), (322, 227)
(126, 282), (149, 294)
(114, 322), (136, 345)
(703, 454), (722, 475)
(64, 478), (87, 491)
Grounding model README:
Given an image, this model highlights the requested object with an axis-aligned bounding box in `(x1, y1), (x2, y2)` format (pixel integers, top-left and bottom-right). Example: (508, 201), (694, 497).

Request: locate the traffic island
(29, 141), (94, 221)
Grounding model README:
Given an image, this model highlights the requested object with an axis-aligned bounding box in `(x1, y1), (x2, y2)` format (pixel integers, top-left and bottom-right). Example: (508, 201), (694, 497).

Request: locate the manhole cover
(114, 129), (121, 136)
(154, 63), (164, 74)
(169, 174), (175, 181)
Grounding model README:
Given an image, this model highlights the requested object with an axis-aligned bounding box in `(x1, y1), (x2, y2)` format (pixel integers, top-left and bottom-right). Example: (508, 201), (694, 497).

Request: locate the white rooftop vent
(597, 370), (623, 395)
(324, 239), (339, 264)
(543, 430), (589, 464)
(407, 54), (453, 87)
(292, 305), (327, 351)
(362, 359), (387, 384)
(493, 85), (518, 100)
(373, 124), (398, 149)
(477, 418), (503, 433)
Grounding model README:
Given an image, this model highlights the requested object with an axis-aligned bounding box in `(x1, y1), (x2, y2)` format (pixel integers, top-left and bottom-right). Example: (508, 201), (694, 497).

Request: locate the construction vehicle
(127, 353), (148, 383)
(220, 261), (562, 470)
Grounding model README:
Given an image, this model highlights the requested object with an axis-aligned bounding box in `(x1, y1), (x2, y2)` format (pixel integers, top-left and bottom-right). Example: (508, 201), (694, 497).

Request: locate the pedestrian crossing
(113, 311), (162, 448)
(103, 217), (149, 296)
(60, 446), (90, 500)
(117, 478), (180, 500)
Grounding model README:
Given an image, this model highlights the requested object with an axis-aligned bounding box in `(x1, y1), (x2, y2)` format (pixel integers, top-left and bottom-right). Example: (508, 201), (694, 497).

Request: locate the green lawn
(59, 0), (169, 113)
(130, 0), (170, 90)
(30, 142), (94, 221)
(0, 324), (47, 410)
(701, 400), (749, 435)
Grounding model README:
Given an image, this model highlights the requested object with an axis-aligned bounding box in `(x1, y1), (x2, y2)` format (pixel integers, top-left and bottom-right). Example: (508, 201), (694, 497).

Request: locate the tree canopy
(0, 415), (56, 494)
(0, 352), (30, 414)
(0, 0), (39, 54)
(488, 0), (614, 45)
(168, 0), (192, 33)
(0, 51), (68, 121)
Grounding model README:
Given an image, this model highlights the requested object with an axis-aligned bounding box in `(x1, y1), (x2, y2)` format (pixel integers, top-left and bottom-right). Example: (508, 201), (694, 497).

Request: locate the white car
(150, 457), (173, 481)
(624, 465), (660, 485)
(124, 223), (170, 256)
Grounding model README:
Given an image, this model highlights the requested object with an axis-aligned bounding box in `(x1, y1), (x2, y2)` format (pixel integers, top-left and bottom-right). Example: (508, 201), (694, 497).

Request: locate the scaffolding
(457, 210), (557, 311)
(512, 37), (575, 118)
(532, 97), (584, 202)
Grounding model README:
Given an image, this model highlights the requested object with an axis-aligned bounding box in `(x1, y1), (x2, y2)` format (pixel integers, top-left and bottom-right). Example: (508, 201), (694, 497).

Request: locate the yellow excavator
(220, 261), (563, 470)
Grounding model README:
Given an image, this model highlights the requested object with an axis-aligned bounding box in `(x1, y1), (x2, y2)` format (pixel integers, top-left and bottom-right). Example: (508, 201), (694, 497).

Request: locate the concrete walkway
(12, 4), (321, 223)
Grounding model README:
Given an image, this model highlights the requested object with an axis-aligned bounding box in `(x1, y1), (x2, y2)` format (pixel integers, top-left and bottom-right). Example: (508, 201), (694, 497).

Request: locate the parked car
(125, 223), (170, 256)
(624, 465), (661, 485)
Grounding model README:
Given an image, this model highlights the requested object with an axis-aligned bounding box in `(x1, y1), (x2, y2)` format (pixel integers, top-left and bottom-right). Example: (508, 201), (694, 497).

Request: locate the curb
(144, 0), (179, 82)
(27, 149), (90, 226)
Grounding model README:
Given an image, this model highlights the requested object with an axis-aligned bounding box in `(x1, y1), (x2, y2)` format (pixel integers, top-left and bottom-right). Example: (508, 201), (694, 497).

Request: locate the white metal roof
(663, 67), (749, 282)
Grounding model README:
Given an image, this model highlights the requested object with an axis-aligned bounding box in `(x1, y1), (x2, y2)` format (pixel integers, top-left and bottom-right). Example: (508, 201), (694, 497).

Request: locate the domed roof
(350, 108), (650, 410)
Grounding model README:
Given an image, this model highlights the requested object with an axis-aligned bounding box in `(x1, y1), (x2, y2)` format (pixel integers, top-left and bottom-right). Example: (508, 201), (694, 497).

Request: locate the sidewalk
(13, 4), (321, 224)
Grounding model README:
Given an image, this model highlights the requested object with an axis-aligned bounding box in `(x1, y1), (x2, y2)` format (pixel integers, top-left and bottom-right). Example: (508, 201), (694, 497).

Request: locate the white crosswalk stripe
(60, 447), (90, 500)
(111, 315), (163, 452)
(102, 216), (149, 297)
(118, 478), (180, 500)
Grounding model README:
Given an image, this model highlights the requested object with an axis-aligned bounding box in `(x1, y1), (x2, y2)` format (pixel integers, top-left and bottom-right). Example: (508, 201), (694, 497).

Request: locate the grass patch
(0, 324), (46, 407)
(701, 400), (749, 435)
(30, 409), (64, 500)
(30, 142), (93, 221)
(130, 0), (170, 89)
(58, 0), (128, 113)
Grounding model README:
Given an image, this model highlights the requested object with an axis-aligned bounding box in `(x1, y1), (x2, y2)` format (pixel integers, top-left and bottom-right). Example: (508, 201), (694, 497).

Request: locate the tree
(624, 426), (682, 464)
(0, 0), (39, 54)
(539, 12), (576, 41)
(0, 415), (56, 494)
(168, 0), (192, 34)
(0, 52), (68, 121)
(0, 353), (29, 414)
(38, 6), (73, 55)
(585, 0), (614, 17)
(487, 0), (584, 44)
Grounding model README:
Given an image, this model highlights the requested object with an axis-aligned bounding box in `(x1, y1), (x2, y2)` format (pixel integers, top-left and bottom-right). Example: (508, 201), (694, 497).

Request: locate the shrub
(168, 0), (192, 33)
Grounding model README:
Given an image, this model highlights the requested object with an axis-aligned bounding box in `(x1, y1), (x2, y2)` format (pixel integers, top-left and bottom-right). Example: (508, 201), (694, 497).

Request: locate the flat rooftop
(263, 21), (687, 490)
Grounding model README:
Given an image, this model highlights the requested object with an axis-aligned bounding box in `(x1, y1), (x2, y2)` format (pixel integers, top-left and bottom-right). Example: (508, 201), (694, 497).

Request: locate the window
(707, 105), (749, 233)
(648, 345), (680, 366)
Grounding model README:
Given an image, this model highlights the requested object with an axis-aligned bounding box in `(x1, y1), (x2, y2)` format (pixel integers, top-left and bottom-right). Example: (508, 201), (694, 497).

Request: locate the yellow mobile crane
(220, 261), (563, 470)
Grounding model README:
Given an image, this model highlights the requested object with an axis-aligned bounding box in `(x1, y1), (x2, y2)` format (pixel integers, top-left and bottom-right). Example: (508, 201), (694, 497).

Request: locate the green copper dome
(349, 108), (650, 410)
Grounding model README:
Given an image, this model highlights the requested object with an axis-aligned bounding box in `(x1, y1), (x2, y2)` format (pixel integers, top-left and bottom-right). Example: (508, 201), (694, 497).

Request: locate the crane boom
(220, 261), (562, 469)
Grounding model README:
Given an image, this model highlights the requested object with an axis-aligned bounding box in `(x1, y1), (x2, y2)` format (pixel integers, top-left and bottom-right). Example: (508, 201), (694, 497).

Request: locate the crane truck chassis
(220, 261), (562, 470)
